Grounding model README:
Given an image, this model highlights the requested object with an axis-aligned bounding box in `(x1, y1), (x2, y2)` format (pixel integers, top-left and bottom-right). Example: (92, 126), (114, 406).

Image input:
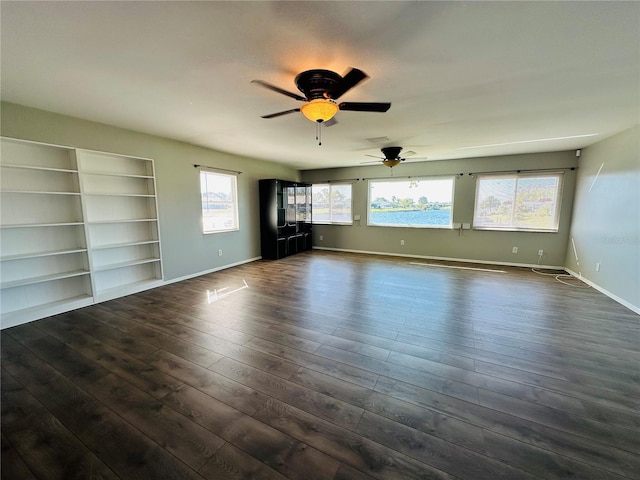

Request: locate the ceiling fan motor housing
(381, 146), (403, 160)
(295, 70), (342, 100)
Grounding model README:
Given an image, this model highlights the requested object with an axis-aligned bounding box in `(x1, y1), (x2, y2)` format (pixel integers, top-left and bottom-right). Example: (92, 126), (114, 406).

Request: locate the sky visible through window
(370, 179), (453, 203)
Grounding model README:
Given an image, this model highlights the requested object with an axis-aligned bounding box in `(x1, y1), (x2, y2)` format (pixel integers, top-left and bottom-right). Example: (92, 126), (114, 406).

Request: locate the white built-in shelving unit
(1, 137), (163, 328)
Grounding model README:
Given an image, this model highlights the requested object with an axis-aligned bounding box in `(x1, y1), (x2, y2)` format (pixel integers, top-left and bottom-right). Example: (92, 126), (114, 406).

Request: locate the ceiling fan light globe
(383, 159), (401, 168)
(300, 99), (339, 123)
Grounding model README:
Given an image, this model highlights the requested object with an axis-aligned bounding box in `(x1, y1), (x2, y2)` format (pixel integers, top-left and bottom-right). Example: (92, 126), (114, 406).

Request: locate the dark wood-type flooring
(2, 250), (639, 480)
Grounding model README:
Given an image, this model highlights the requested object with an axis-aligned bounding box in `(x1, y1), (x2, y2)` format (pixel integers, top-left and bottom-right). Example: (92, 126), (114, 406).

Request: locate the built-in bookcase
(0, 137), (163, 328)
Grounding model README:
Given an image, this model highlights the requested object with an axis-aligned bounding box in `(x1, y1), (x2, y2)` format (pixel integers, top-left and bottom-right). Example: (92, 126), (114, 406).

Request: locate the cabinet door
(296, 186), (308, 222)
(286, 185), (296, 225)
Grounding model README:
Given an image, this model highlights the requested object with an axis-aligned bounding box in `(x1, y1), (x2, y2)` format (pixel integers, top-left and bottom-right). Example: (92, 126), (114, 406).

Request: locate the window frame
(472, 171), (564, 233)
(199, 170), (239, 234)
(367, 176), (455, 229)
(311, 182), (353, 225)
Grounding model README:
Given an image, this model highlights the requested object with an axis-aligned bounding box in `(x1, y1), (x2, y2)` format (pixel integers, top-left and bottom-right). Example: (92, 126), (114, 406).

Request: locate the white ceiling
(1, 1), (638, 170)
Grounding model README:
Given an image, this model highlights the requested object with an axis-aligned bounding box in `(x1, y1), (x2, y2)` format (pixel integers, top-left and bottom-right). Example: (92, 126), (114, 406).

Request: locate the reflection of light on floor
(206, 279), (249, 303)
(410, 262), (506, 273)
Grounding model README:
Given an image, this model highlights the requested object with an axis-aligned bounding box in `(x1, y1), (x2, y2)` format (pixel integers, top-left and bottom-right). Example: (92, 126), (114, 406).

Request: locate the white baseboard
(312, 246), (564, 270)
(564, 268), (640, 315)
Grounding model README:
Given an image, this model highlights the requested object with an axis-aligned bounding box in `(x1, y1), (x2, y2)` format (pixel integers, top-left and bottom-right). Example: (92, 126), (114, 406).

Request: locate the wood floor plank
(314, 344), (480, 404)
(246, 336), (380, 389)
(289, 366), (486, 452)
(2, 409), (119, 480)
(356, 411), (541, 480)
(7, 323), (111, 387)
(473, 360), (640, 415)
(477, 388), (640, 454)
(332, 463), (378, 480)
(86, 373), (225, 471)
(2, 343), (204, 480)
(198, 442), (289, 480)
(1, 368), (46, 425)
(145, 348), (272, 416)
(209, 356), (365, 431)
(47, 311), (160, 358)
(374, 376), (640, 476)
(252, 396), (457, 480)
(387, 350), (591, 415)
(481, 429), (629, 480)
(161, 384), (341, 480)
(2, 251), (638, 480)
(1, 433), (36, 480)
(33, 321), (183, 399)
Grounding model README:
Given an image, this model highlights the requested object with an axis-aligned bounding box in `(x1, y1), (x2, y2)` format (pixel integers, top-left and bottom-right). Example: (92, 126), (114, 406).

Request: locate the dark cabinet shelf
(259, 179), (312, 260)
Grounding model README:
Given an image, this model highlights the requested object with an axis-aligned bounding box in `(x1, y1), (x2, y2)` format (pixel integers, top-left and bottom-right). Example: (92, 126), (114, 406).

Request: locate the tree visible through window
(200, 170), (239, 233)
(312, 183), (352, 224)
(473, 173), (563, 231)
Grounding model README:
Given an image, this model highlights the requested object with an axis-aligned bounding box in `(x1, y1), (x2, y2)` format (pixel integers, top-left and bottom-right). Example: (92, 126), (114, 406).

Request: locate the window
(368, 177), (454, 228)
(473, 172), (563, 232)
(200, 170), (238, 233)
(312, 183), (352, 224)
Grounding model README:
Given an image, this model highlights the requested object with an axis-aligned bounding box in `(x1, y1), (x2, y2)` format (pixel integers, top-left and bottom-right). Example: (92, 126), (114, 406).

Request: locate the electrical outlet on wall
(538, 249), (544, 256)
(218, 249), (223, 256)
(512, 247), (518, 254)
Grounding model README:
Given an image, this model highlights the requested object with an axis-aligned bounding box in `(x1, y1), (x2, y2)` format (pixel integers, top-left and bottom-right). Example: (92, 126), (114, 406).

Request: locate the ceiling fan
(251, 68), (391, 124)
(362, 146), (428, 168)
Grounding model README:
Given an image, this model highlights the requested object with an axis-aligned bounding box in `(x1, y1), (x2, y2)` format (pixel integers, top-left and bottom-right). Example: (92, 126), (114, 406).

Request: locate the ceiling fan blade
(365, 154), (384, 159)
(339, 102), (391, 112)
(403, 151), (417, 157)
(327, 68), (368, 100)
(261, 108), (300, 119)
(403, 156), (429, 161)
(360, 160), (382, 164)
(251, 80), (306, 101)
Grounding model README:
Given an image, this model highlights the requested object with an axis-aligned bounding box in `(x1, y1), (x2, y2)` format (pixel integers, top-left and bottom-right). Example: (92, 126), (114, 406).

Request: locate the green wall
(301, 152), (578, 267)
(0, 102), (298, 281)
(566, 125), (640, 312)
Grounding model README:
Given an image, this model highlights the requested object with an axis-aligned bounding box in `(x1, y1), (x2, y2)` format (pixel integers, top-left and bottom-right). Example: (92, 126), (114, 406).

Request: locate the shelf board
(83, 193), (155, 198)
(1, 248), (88, 262)
(0, 221), (84, 229)
(1, 190), (81, 196)
(94, 257), (161, 272)
(81, 170), (153, 179)
(91, 240), (159, 251)
(1, 163), (78, 173)
(86, 218), (158, 225)
(1, 270), (90, 289)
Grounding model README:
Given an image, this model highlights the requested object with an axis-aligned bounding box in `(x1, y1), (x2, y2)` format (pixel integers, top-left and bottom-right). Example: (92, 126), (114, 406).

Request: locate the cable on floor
(531, 253), (591, 288)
